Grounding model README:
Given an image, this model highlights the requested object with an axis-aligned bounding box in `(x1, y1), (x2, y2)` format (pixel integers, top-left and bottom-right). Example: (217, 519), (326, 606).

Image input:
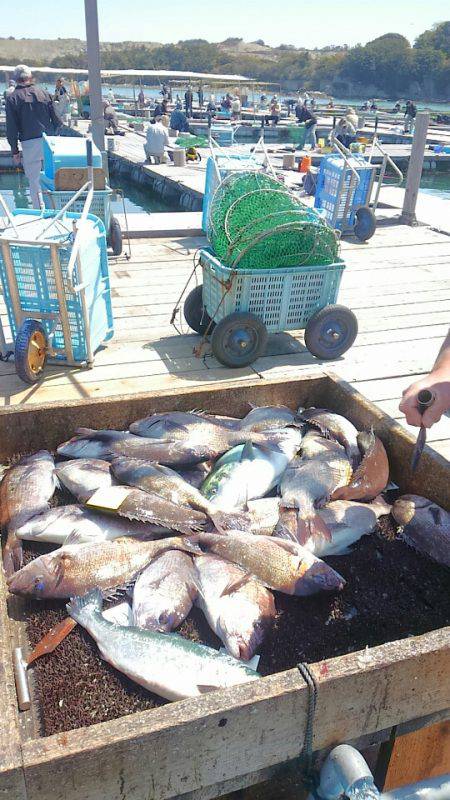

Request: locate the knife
(410, 389), (435, 472)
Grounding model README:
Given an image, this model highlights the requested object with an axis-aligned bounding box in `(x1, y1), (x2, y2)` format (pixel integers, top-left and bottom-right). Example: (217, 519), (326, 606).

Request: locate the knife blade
(410, 389), (435, 472)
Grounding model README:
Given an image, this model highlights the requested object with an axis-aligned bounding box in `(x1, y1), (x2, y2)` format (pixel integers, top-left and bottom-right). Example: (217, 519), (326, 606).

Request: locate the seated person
(103, 99), (124, 135)
(144, 116), (170, 164)
(170, 103), (189, 132)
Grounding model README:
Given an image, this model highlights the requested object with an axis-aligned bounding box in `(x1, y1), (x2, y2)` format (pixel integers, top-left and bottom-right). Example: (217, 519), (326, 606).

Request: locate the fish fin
(197, 684), (221, 693)
(240, 440), (257, 461)
(270, 537), (301, 555)
(2, 532), (24, 577)
(210, 510), (251, 534)
(276, 508), (300, 541)
(66, 589), (103, 621)
(64, 530), (84, 546)
(297, 513), (333, 546)
(220, 572), (252, 596)
(74, 427), (98, 437)
(27, 617), (77, 665)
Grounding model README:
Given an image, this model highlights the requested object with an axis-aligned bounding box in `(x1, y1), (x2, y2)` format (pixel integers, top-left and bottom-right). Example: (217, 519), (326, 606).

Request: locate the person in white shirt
(144, 116), (170, 164)
(231, 95), (241, 120)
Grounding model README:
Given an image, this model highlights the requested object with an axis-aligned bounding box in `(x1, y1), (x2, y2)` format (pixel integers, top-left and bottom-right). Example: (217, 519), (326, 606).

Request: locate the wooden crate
(0, 372), (449, 800)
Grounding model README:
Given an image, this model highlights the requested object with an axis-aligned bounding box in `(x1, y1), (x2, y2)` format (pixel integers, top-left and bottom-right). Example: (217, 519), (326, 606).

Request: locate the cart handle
(369, 136), (403, 184)
(0, 192), (21, 236)
(332, 140), (361, 187)
(66, 139), (95, 292)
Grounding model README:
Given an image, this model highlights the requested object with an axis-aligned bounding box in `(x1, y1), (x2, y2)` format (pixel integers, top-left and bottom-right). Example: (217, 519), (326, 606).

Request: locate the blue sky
(2, 0), (449, 49)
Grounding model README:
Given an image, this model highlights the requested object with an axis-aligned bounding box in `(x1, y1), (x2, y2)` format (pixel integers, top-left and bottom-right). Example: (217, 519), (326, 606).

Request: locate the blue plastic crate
(202, 153), (263, 232)
(40, 172), (113, 230)
(42, 134), (103, 183)
(210, 125), (235, 147)
(0, 210), (113, 365)
(314, 154), (375, 231)
(200, 248), (345, 333)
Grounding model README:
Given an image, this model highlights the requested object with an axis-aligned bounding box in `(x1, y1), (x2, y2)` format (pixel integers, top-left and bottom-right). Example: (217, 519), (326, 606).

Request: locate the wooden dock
(0, 220), (449, 459)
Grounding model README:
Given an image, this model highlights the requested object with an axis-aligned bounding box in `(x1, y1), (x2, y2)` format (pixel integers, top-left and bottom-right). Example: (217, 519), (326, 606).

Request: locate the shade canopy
(0, 65), (253, 82)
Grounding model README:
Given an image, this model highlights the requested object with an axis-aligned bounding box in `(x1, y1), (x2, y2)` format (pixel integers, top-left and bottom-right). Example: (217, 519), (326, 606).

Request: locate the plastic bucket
(299, 155), (312, 173)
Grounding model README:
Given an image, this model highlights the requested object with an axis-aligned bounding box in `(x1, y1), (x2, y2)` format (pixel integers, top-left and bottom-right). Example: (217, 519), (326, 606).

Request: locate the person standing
(184, 86), (193, 117)
(53, 77), (71, 126)
(295, 100), (317, 147)
(404, 100), (417, 134)
(6, 64), (60, 209)
(138, 88), (145, 108)
(231, 95), (241, 120)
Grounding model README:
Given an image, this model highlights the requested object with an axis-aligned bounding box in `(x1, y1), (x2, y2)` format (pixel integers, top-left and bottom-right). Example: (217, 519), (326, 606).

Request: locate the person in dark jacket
(295, 101), (318, 147)
(404, 100), (417, 134)
(184, 86), (193, 117)
(6, 64), (60, 208)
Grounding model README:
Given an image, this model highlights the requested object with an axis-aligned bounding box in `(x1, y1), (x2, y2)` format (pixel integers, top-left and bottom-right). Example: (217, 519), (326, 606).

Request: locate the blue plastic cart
(314, 139), (403, 241)
(182, 248), (357, 367)
(0, 144), (114, 383)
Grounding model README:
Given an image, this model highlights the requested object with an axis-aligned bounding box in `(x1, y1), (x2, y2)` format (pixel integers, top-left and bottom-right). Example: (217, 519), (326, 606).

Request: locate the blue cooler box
(42, 134), (103, 188)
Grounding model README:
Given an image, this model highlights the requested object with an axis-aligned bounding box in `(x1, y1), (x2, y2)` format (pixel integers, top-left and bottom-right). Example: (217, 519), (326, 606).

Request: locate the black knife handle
(417, 389), (435, 414)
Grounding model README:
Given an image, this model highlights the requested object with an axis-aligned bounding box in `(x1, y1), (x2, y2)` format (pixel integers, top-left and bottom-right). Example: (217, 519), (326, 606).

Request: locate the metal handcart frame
(0, 140), (114, 383)
(314, 138), (403, 240)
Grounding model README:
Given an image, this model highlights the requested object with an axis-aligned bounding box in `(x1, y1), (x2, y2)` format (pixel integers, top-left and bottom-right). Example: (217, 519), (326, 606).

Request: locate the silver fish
(186, 530), (345, 596)
(55, 458), (114, 502)
(57, 425), (286, 467)
(67, 590), (259, 701)
(14, 504), (165, 546)
(110, 458), (249, 532)
(392, 495), (450, 568)
(1, 451), (57, 575)
(195, 554), (276, 660)
(202, 429), (303, 510)
(129, 406), (296, 439)
(133, 550), (198, 632)
(102, 600), (133, 626)
(280, 431), (353, 547)
(7, 535), (191, 599)
(299, 407), (360, 469)
(277, 496), (391, 555)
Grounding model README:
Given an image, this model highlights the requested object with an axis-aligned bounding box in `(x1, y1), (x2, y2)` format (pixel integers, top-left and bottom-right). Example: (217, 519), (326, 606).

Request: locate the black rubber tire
(353, 206), (376, 241)
(183, 285), (213, 335)
(14, 319), (48, 384)
(211, 312), (268, 368)
(304, 304), (358, 360)
(109, 215), (123, 256)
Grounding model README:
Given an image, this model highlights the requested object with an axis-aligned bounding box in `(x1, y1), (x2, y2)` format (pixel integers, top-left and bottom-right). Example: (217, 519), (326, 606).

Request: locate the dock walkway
(0, 221), (449, 459)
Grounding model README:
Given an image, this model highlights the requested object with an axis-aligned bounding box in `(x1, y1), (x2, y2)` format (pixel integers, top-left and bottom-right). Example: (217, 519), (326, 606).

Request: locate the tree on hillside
(415, 21), (450, 54)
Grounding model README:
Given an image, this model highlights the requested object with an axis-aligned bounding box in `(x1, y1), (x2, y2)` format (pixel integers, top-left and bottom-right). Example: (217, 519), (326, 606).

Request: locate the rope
(297, 661), (320, 795)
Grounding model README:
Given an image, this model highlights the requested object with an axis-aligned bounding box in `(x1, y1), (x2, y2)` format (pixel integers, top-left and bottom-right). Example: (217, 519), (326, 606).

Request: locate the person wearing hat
(144, 116), (170, 164)
(6, 64), (60, 208)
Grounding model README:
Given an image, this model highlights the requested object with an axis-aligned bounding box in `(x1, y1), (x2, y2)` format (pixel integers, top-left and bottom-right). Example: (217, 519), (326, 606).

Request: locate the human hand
(12, 152), (21, 166)
(399, 370), (450, 428)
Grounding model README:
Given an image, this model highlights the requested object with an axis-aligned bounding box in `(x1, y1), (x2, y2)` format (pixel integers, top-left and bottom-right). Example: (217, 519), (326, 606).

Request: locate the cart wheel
(15, 319), (48, 384)
(183, 285), (213, 335)
(305, 305), (358, 360)
(109, 215), (123, 256)
(353, 206), (376, 241)
(211, 312), (268, 368)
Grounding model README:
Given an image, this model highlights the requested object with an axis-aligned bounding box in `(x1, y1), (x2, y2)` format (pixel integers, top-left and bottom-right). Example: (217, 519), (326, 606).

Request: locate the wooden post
(84, 0), (105, 153)
(400, 111), (430, 226)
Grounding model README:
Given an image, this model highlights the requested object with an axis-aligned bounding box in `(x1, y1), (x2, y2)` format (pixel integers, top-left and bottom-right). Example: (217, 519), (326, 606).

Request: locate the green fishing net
(175, 135), (209, 148)
(207, 171), (339, 270)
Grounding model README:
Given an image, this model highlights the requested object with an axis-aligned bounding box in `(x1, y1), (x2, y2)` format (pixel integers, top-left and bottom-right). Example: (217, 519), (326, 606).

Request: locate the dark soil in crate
(16, 514), (450, 737)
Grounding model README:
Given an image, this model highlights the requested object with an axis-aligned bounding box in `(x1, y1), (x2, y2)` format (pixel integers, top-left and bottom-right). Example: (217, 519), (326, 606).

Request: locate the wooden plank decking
(0, 220), (449, 458)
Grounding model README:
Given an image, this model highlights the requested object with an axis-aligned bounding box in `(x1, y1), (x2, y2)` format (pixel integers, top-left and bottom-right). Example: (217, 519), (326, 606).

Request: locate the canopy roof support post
(84, 0), (105, 153)
(400, 111), (430, 226)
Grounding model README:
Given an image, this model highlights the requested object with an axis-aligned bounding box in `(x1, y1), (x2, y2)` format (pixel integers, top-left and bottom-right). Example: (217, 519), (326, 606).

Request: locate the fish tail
(296, 512), (332, 548)
(210, 510), (252, 534)
(276, 506), (300, 541)
(2, 532), (23, 578)
(66, 589), (103, 624)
